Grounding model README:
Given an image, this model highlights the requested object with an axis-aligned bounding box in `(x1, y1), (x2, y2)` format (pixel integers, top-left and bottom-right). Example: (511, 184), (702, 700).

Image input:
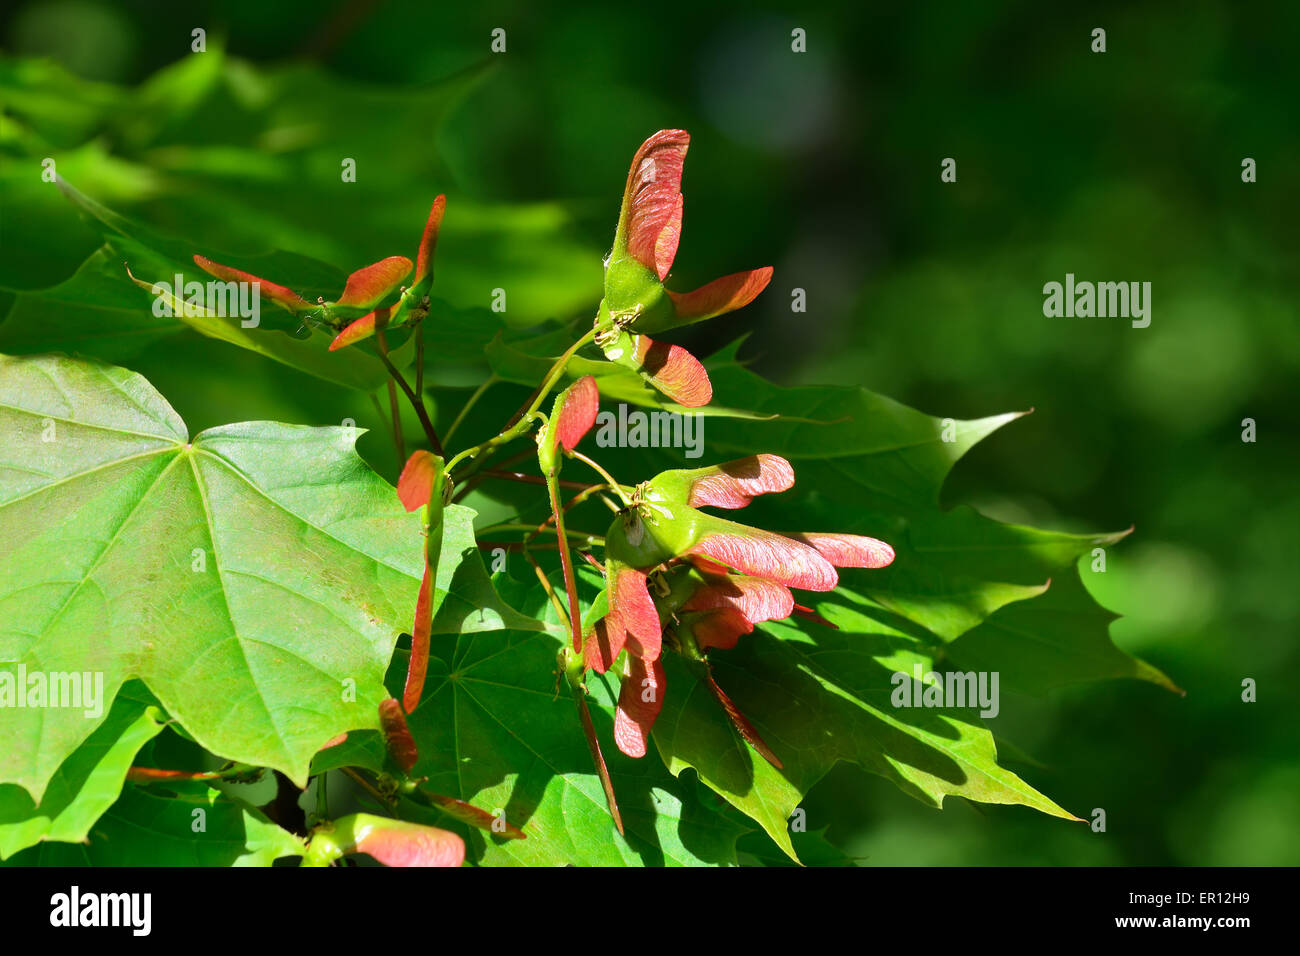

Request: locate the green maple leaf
(947, 570), (1183, 693)
(0, 352), (538, 803)
(0, 698), (164, 860)
(3, 788), (305, 866)
(654, 618), (1079, 862)
(0, 247), (180, 361)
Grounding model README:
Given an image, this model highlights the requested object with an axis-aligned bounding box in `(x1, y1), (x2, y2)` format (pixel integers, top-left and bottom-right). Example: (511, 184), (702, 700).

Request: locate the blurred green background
(2, 0), (1296, 864)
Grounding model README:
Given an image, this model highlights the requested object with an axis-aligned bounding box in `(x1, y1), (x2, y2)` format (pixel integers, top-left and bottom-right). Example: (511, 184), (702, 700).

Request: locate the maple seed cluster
(190, 196), (447, 350)
(595, 456), (894, 759)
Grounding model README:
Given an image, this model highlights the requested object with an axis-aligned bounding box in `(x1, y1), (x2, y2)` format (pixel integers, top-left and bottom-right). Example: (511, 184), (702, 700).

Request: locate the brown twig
(481, 469), (591, 491)
(375, 332), (443, 456)
(386, 380), (405, 467)
(342, 767), (393, 809)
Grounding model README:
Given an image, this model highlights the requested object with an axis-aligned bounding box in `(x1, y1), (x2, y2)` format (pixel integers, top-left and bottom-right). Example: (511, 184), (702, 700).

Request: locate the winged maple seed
(378, 698), (419, 772)
(329, 196), (446, 350)
(305, 814), (465, 868)
(395, 450), (449, 713)
(594, 130), (773, 406)
(188, 196), (446, 346)
(537, 374), (601, 480)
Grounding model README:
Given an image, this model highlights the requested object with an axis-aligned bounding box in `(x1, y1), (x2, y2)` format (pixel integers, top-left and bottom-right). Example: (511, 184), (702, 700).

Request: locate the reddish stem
(126, 767), (219, 783)
(570, 676), (624, 836)
(482, 469), (591, 491)
(547, 474), (584, 653)
(376, 332), (443, 456)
